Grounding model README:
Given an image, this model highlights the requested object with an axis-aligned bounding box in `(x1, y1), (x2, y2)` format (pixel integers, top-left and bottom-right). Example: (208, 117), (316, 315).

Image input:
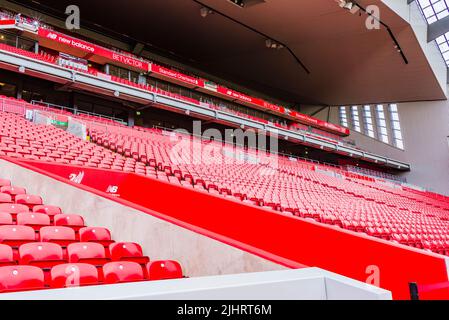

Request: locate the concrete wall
(0, 268), (392, 300)
(0, 159), (286, 277)
(326, 101), (449, 195)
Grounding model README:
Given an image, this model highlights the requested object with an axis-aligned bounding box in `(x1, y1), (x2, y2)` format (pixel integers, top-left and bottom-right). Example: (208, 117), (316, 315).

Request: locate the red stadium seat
(0, 213), (13, 226)
(17, 213), (51, 231)
(15, 194), (43, 209)
(147, 260), (183, 281)
(54, 214), (85, 232)
(0, 266), (45, 293)
(39, 226), (77, 247)
(79, 227), (114, 247)
(0, 244), (15, 266)
(0, 186), (26, 199)
(0, 204), (30, 217)
(103, 261), (144, 284)
(50, 263), (99, 288)
(19, 242), (65, 269)
(33, 205), (62, 217)
(109, 242), (149, 265)
(67, 242), (110, 266)
(0, 179), (11, 187)
(0, 193), (12, 204)
(0, 225), (36, 248)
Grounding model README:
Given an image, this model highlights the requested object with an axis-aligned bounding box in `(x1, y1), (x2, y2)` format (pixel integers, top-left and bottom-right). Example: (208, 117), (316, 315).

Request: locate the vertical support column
(128, 110), (135, 127)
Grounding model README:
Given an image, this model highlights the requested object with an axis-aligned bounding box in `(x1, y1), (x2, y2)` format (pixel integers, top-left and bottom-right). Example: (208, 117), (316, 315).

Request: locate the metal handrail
(31, 100), (126, 124)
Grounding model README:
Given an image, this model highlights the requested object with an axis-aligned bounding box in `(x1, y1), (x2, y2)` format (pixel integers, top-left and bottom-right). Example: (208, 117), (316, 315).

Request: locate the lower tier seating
(0, 177), (183, 293)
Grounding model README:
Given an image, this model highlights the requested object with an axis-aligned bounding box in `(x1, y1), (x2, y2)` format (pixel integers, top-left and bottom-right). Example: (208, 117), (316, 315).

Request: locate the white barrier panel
(0, 268), (391, 300)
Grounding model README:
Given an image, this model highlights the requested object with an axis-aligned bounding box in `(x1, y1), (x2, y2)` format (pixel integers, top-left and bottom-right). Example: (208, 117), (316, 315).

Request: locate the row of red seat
(0, 176), (184, 293)
(0, 260), (182, 292)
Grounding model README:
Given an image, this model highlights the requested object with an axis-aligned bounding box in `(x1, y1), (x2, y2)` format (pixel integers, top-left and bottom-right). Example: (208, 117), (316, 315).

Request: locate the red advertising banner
(150, 64), (205, 87)
(289, 111), (350, 135)
(38, 28), (150, 72)
(0, 19), (16, 26)
(217, 86), (260, 105)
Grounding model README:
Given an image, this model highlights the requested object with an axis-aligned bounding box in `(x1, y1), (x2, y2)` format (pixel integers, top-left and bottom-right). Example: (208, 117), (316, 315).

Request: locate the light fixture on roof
(337, 0), (360, 14)
(228, 0), (245, 8)
(265, 39), (284, 50)
(200, 7), (213, 18)
(18, 66), (25, 73)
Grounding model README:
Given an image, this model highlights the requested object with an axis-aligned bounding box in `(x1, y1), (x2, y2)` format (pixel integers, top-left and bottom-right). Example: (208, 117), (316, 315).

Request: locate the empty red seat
(33, 205), (62, 217)
(147, 260), (183, 281)
(79, 227), (114, 247)
(17, 213), (51, 231)
(15, 194), (43, 209)
(67, 242), (110, 266)
(19, 242), (65, 269)
(0, 244), (15, 266)
(103, 261), (144, 284)
(0, 203), (30, 216)
(39, 226), (77, 247)
(0, 265), (45, 293)
(0, 225), (35, 248)
(54, 214), (85, 231)
(0, 213), (13, 226)
(50, 263), (99, 288)
(0, 186), (26, 199)
(109, 242), (149, 265)
(0, 193), (12, 204)
(0, 179), (11, 187)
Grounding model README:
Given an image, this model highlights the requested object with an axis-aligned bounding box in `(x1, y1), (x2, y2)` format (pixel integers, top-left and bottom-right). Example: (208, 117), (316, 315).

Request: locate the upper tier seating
(88, 123), (449, 256)
(1, 108), (449, 258)
(0, 175), (183, 293)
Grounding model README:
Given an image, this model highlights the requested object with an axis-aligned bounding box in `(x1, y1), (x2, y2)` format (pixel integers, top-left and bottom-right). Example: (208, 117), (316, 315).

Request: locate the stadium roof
(7, 0), (447, 106)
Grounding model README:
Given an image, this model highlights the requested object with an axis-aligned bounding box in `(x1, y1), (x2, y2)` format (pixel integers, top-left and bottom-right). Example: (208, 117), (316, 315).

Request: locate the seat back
(17, 213), (51, 227)
(50, 263), (99, 288)
(0, 186), (26, 196)
(0, 213), (13, 225)
(109, 242), (143, 260)
(32, 205), (62, 216)
(67, 242), (106, 262)
(147, 260), (183, 280)
(54, 214), (85, 227)
(79, 227), (112, 242)
(39, 226), (76, 242)
(0, 266), (45, 293)
(0, 203), (29, 214)
(0, 225), (35, 241)
(103, 261), (144, 284)
(15, 194), (43, 206)
(0, 193), (12, 204)
(0, 244), (14, 263)
(19, 242), (64, 265)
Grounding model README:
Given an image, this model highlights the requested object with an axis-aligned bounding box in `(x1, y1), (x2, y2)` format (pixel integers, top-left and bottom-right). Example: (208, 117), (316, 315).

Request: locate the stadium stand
(1, 1), (449, 301)
(1, 107), (448, 258)
(0, 174), (183, 293)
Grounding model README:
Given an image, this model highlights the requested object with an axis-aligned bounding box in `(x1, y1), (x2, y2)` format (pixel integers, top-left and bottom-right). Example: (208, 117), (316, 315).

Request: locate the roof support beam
(132, 42), (145, 56)
(428, 15), (449, 42)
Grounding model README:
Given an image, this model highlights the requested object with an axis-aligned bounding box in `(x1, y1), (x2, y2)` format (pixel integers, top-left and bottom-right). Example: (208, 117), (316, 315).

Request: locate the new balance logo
(106, 185), (119, 194)
(47, 33), (57, 40)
